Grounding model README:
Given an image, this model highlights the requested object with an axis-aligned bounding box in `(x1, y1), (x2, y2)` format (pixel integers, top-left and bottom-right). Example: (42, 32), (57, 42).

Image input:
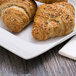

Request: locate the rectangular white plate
(0, 0), (76, 60)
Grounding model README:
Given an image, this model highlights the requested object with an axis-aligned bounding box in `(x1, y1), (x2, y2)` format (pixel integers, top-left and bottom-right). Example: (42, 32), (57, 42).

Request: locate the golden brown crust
(32, 2), (75, 40)
(0, 1), (37, 19)
(1, 6), (30, 32)
(35, 0), (67, 3)
(0, 0), (37, 18)
(0, 0), (37, 32)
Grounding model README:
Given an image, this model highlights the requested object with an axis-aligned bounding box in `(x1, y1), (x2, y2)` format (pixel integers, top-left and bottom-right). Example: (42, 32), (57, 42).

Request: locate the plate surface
(0, 0), (76, 59)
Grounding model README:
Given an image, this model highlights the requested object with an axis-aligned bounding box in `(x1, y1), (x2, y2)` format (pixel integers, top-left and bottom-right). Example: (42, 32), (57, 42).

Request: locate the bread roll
(35, 0), (67, 3)
(32, 2), (75, 40)
(0, 0), (37, 32)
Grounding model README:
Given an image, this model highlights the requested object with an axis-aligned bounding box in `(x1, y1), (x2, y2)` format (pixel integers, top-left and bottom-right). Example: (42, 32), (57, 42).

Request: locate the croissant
(35, 0), (67, 3)
(32, 2), (75, 40)
(0, 0), (37, 32)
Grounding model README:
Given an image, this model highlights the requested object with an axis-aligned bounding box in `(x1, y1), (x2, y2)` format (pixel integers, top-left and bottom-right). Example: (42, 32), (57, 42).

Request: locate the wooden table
(0, 39), (76, 76)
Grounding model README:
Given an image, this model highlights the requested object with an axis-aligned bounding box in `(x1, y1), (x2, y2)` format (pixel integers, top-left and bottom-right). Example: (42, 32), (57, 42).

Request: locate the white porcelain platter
(0, 0), (76, 59)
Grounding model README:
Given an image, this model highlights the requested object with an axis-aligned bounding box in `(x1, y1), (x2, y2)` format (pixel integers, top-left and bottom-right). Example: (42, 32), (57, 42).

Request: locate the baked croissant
(0, 0), (37, 32)
(32, 2), (75, 40)
(35, 0), (67, 3)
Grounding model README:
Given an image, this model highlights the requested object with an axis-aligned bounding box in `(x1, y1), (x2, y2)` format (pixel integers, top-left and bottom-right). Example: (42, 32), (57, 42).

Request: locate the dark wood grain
(0, 40), (76, 76)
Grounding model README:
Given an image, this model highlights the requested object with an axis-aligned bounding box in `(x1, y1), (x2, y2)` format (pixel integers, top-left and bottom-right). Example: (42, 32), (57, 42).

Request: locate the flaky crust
(32, 2), (75, 40)
(0, 0), (37, 32)
(35, 0), (67, 3)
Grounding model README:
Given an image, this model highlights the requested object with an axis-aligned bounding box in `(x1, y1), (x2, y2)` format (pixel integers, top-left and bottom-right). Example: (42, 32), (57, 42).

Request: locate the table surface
(0, 39), (76, 76)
